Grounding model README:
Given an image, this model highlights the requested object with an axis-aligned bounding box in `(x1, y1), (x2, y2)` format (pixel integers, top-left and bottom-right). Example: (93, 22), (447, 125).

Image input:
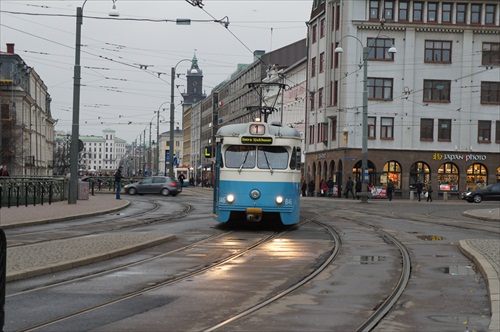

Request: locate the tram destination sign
(241, 136), (273, 144)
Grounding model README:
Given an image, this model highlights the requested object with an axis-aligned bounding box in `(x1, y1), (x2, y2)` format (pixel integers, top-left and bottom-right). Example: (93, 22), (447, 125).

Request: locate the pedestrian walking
(416, 182), (423, 202)
(426, 185), (433, 202)
(301, 180), (307, 197)
(307, 180), (315, 197)
(114, 165), (124, 199)
(345, 177), (355, 199)
(178, 173), (185, 187)
(387, 179), (395, 201)
(355, 180), (362, 199)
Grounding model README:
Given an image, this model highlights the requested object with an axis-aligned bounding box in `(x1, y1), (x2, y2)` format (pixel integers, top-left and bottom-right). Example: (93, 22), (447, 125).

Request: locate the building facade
(0, 43), (56, 176)
(306, 0), (499, 198)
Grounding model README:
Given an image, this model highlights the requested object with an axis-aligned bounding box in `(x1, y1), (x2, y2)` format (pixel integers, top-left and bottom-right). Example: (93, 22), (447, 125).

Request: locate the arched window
(383, 161), (402, 189)
(466, 164), (488, 190)
(409, 162), (430, 189)
(353, 160), (376, 185)
(438, 162), (459, 191)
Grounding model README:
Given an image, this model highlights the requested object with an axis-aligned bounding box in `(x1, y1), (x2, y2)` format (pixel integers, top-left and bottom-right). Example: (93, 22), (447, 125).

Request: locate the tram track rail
(6, 200), (192, 248)
(13, 228), (289, 332)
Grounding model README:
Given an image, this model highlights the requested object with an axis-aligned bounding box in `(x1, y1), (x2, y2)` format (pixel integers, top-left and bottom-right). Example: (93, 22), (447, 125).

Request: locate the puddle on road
(416, 234), (445, 241)
(443, 265), (477, 276)
(351, 255), (385, 264)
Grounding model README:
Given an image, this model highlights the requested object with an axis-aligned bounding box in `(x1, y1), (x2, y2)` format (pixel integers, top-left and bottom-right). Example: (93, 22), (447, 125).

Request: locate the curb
(458, 240), (500, 332)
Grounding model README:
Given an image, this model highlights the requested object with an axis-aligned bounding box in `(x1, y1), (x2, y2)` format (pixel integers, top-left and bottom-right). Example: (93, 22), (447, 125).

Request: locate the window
(456, 3), (467, 24)
(427, 2), (438, 22)
(471, 4), (481, 24)
(438, 162), (459, 191)
(381, 117), (394, 139)
(413, 2), (423, 22)
(384, 0), (394, 20)
(369, 0), (380, 20)
(466, 164), (488, 190)
(367, 38), (395, 60)
(332, 42), (339, 68)
(481, 81), (500, 104)
(423, 80), (451, 102)
(496, 120), (500, 143)
(398, 1), (408, 21)
(320, 18), (325, 38)
(311, 57), (316, 77)
(312, 24), (317, 43)
(425, 40), (452, 63)
(420, 118), (434, 141)
(309, 91), (315, 111)
(257, 146), (289, 170)
(478, 121), (491, 143)
(331, 117), (337, 141)
(368, 78), (393, 100)
(335, 4), (340, 30)
(330, 80), (338, 106)
(368, 116), (376, 139)
(318, 88), (324, 109)
(225, 145), (255, 169)
(318, 123), (327, 143)
(319, 52), (325, 73)
(309, 125), (315, 144)
(486, 5), (496, 24)
(482, 43), (500, 66)
(438, 119), (452, 141)
(441, 3), (452, 23)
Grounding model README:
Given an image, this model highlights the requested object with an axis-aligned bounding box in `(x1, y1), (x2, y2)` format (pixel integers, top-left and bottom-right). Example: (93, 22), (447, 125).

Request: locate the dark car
(124, 176), (181, 196)
(462, 184), (500, 203)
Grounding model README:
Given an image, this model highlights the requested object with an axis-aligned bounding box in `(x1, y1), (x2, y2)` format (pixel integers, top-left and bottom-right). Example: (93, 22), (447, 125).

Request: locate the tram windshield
(224, 145), (288, 170)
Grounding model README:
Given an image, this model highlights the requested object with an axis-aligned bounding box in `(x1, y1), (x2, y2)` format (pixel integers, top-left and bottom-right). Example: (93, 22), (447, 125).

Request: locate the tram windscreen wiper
(263, 151), (274, 174)
(238, 150), (250, 173)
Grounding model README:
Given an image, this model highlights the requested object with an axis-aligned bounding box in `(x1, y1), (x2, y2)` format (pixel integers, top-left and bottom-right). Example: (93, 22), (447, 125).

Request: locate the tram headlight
(275, 196), (284, 204)
(226, 194), (235, 204)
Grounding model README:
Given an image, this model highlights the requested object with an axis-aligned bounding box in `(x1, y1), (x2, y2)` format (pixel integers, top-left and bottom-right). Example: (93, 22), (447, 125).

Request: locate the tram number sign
(241, 136), (273, 144)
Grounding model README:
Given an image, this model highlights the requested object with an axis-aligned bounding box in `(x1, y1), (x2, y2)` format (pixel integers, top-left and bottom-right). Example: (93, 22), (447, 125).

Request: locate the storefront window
(353, 160), (376, 185)
(497, 167), (500, 183)
(466, 164), (488, 190)
(438, 162), (459, 191)
(382, 161), (401, 189)
(409, 162), (430, 188)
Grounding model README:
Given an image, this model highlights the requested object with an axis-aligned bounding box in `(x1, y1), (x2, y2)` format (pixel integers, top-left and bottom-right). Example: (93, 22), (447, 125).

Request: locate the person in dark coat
(355, 180), (362, 199)
(114, 165), (124, 199)
(387, 179), (395, 201)
(345, 177), (355, 199)
(326, 178), (334, 197)
(301, 180), (307, 197)
(307, 180), (315, 197)
(416, 182), (423, 202)
(426, 184), (433, 202)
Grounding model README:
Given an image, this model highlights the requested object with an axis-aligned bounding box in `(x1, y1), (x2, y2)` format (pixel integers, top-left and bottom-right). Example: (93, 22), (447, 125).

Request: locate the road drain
(352, 255), (384, 264)
(416, 235), (445, 241)
(444, 265), (477, 276)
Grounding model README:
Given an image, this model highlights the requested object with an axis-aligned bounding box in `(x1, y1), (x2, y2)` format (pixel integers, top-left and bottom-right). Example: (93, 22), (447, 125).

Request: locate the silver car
(125, 176), (181, 196)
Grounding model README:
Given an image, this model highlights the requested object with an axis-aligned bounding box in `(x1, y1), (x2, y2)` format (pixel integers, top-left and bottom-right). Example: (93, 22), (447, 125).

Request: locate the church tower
(182, 53), (206, 106)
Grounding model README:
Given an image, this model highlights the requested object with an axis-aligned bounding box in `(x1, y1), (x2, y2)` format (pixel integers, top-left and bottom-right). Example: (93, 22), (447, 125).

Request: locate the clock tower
(182, 53), (206, 106)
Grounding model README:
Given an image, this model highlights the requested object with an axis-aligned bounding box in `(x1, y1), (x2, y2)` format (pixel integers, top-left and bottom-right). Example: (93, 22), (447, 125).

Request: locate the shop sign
(432, 153), (487, 162)
(317, 153), (327, 160)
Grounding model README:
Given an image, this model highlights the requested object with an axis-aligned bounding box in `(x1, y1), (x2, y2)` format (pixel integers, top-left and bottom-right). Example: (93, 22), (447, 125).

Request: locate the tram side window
(257, 146), (289, 170)
(225, 145), (256, 169)
(290, 147), (300, 170)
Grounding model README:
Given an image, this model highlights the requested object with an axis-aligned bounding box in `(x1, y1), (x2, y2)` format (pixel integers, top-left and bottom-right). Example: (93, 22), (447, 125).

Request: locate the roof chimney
(6, 43), (15, 54)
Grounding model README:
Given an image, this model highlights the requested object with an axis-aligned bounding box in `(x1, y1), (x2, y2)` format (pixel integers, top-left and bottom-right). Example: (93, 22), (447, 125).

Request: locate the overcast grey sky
(0, 0), (311, 143)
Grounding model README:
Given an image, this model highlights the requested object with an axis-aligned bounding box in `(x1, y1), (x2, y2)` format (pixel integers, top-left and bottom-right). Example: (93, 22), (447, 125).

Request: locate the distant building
(0, 43), (56, 176)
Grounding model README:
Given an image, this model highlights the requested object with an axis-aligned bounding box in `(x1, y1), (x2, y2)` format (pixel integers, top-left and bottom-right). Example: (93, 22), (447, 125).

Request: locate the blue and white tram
(213, 122), (302, 225)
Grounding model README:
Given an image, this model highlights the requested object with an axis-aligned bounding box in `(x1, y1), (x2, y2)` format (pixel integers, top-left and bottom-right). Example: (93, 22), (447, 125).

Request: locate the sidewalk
(0, 191), (498, 331)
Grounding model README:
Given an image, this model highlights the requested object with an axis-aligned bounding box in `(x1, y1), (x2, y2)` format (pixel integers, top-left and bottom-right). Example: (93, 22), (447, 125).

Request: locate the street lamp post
(169, 59), (192, 177)
(335, 36), (396, 202)
(69, 1), (118, 204)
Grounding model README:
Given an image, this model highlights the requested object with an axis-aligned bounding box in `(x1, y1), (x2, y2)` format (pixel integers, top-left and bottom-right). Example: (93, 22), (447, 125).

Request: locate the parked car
(462, 184), (500, 203)
(124, 176), (181, 196)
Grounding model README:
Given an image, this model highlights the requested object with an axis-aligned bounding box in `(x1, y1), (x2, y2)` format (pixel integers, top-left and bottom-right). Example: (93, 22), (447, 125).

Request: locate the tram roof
(216, 122), (301, 138)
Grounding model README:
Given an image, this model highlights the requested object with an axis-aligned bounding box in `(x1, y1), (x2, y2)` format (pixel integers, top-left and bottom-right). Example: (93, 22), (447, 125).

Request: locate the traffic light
(204, 146), (212, 157)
